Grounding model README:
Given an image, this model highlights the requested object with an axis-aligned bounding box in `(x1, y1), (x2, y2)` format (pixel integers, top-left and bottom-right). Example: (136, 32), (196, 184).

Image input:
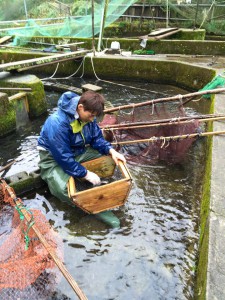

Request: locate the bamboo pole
(101, 116), (225, 131)
(111, 130), (225, 146)
(0, 87), (32, 91)
(103, 88), (225, 113)
(0, 50), (90, 72)
(97, 0), (108, 52)
(100, 114), (225, 129)
(0, 160), (15, 173)
(1, 180), (88, 300)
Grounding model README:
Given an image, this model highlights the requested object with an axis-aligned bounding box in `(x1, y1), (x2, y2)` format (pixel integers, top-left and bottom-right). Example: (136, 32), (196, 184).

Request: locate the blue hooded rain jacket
(38, 91), (112, 178)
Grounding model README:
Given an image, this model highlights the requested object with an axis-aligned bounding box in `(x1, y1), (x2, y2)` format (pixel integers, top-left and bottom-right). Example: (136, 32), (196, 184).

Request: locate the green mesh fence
(3, 0), (137, 46)
(1, 0), (225, 46)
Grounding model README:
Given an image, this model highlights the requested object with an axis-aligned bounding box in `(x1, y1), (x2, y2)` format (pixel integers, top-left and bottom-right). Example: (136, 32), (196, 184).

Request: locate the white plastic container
(110, 41), (120, 50)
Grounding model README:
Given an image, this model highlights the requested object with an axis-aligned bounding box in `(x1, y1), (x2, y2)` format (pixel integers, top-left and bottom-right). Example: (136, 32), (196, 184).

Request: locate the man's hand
(84, 170), (101, 185)
(109, 148), (126, 166)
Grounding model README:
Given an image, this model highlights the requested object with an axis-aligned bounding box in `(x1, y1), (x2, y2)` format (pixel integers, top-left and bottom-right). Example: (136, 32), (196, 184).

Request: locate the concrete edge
(206, 73), (225, 299)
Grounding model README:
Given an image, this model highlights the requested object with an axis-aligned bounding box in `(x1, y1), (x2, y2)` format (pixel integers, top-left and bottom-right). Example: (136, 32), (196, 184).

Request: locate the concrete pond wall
(0, 72), (47, 137)
(0, 38), (224, 299)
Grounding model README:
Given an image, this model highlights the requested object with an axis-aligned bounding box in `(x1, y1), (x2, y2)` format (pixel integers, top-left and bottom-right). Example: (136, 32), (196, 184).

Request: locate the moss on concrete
(173, 29), (206, 40)
(8, 175), (44, 195)
(2, 34), (225, 58)
(104, 21), (151, 37)
(194, 96), (214, 300)
(83, 56), (215, 90)
(146, 40), (225, 55)
(24, 78), (47, 118)
(0, 92), (16, 137)
(0, 48), (214, 90)
(0, 73), (47, 117)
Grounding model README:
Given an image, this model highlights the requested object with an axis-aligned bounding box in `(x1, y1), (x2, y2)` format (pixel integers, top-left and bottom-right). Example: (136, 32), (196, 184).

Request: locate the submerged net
(102, 101), (202, 164)
(0, 179), (63, 299)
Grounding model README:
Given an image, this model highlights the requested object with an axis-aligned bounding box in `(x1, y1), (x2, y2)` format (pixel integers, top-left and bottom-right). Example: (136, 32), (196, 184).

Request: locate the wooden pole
(101, 116), (225, 131)
(194, 0), (200, 28)
(0, 87), (32, 91)
(0, 50), (90, 72)
(2, 180), (88, 300)
(104, 88), (225, 113)
(0, 160), (15, 173)
(100, 114), (225, 129)
(111, 130), (225, 146)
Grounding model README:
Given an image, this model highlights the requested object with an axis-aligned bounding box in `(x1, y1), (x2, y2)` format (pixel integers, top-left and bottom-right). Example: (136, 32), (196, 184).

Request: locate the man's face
(77, 104), (97, 122)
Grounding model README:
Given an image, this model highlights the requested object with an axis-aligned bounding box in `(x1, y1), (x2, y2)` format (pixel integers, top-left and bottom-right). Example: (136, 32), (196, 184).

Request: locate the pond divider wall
(0, 49), (216, 88)
(9, 36), (225, 55)
(0, 46), (221, 299)
(0, 72), (47, 137)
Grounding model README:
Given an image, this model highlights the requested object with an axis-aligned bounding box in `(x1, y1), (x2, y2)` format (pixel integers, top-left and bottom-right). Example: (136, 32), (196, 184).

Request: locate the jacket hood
(57, 91), (80, 119)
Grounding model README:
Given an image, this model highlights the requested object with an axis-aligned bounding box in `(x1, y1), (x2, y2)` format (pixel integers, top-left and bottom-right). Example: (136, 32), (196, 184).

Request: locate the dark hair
(78, 91), (105, 117)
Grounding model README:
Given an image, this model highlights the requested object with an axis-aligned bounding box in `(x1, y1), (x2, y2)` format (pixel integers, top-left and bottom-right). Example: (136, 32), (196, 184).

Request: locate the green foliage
(29, 2), (58, 19)
(133, 49), (155, 55)
(204, 20), (225, 36)
(0, 0), (26, 21)
(71, 0), (102, 16)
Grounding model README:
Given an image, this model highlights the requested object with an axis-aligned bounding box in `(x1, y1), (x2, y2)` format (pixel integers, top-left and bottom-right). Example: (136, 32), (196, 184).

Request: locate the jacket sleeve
(89, 120), (113, 155)
(46, 118), (87, 178)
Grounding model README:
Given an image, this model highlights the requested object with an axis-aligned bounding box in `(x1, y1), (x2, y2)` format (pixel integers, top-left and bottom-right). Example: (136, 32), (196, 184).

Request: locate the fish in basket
(67, 155), (132, 214)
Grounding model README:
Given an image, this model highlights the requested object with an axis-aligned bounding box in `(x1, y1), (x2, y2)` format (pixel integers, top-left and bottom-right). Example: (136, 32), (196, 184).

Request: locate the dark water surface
(0, 79), (206, 300)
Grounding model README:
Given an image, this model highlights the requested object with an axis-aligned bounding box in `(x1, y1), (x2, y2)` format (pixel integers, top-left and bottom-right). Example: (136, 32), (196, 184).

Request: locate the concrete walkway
(207, 79), (225, 299)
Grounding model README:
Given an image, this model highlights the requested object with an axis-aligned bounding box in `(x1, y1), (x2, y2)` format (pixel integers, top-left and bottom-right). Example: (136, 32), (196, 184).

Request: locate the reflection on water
(0, 79), (207, 299)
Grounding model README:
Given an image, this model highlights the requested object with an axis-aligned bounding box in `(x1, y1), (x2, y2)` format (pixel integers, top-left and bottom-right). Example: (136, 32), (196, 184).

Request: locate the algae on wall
(0, 73), (47, 118)
(0, 92), (16, 137)
(82, 56), (215, 91)
(24, 77), (47, 118)
(194, 95), (215, 300)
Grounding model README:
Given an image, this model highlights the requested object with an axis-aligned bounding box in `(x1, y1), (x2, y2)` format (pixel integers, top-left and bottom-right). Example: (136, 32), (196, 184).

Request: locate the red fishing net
(101, 102), (201, 164)
(0, 179), (63, 299)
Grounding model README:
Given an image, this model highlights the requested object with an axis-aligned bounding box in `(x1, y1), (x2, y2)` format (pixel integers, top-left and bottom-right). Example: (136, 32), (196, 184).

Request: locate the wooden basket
(68, 155), (132, 214)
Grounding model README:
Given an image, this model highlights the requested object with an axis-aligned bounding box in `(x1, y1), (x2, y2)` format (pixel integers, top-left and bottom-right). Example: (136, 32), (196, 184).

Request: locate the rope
(41, 62), (60, 81)
(178, 94), (183, 105)
(90, 55), (100, 80)
(193, 97), (203, 102)
(160, 137), (166, 148)
(41, 56), (86, 81)
(23, 218), (35, 251)
(151, 100), (155, 115)
(79, 55), (86, 78)
(15, 201), (35, 250)
(90, 54), (167, 95)
(111, 130), (225, 146)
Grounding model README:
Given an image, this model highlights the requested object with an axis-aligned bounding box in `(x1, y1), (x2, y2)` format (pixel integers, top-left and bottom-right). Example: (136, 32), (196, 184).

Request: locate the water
(0, 78), (207, 299)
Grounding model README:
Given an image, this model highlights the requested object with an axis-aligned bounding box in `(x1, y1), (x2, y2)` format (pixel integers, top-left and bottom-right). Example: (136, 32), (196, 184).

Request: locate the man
(38, 90), (125, 227)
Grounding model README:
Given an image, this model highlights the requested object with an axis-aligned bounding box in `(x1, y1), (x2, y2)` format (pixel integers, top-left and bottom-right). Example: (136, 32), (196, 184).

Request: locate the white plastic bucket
(110, 41), (120, 50)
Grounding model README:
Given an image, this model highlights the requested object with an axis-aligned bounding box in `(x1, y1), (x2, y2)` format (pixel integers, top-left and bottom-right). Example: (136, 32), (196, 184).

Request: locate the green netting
(4, 0), (137, 46)
(1, 0), (225, 42)
(199, 73), (225, 98)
